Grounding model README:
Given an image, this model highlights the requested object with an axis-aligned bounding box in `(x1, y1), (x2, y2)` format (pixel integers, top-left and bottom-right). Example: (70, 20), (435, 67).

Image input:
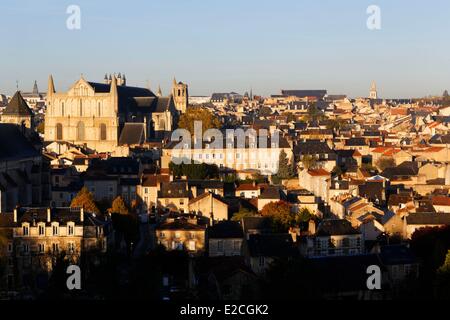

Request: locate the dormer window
(67, 222), (75, 236)
(22, 224), (29, 236)
(52, 223), (59, 236)
(38, 224), (45, 236)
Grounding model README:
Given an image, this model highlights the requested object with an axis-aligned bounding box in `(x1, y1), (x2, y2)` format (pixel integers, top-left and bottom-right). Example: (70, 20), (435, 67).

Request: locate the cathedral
(44, 74), (188, 153)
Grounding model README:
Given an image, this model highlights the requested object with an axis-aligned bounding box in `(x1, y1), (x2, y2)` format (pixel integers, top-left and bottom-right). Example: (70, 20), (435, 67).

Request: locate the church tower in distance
(369, 81), (378, 100)
(171, 77), (188, 113)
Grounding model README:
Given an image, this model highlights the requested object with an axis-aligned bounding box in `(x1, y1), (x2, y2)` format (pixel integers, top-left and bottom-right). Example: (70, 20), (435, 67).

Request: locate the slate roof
(156, 218), (206, 231)
(158, 181), (191, 198)
(119, 123), (146, 146)
(294, 140), (335, 156)
(0, 124), (40, 161)
(406, 212), (450, 225)
(3, 91), (33, 116)
(208, 220), (244, 239)
(316, 219), (360, 236)
(247, 234), (298, 257)
(242, 216), (272, 233)
(281, 90), (327, 99)
(381, 161), (419, 179)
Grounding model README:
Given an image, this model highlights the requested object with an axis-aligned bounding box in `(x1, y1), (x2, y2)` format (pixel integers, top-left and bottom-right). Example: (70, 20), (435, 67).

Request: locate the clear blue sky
(1, 0), (449, 98)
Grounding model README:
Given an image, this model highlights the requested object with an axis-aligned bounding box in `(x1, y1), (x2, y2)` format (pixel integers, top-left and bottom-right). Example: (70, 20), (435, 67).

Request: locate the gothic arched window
(61, 102), (65, 116)
(98, 102), (101, 117)
(79, 100), (83, 116)
(100, 123), (107, 141)
(77, 121), (85, 141)
(56, 123), (63, 140)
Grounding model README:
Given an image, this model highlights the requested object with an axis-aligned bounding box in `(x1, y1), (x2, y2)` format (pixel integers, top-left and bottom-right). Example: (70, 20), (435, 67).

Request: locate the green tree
(376, 157), (396, 171)
(259, 106), (272, 117)
(435, 250), (450, 299)
(301, 154), (318, 170)
(70, 187), (100, 214)
(36, 121), (45, 134)
(231, 207), (258, 222)
(178, 107), (221, 135)
(277, 150), (295, 179)
(304, 103), (325, 122)
(295, 207), (314, 224)
(110, 196), (129, 215)
(331, 165), (343, 176)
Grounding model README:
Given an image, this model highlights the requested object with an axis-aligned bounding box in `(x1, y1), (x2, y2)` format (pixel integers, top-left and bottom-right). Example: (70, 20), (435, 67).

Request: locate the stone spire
(48, 75), (55, 96)
(32, 80), (39, 94)
(157, 85), (162, 97)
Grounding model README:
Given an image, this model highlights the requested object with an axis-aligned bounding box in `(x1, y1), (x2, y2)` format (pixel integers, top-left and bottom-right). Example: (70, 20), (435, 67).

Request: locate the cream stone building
(44, 74), (187, 153)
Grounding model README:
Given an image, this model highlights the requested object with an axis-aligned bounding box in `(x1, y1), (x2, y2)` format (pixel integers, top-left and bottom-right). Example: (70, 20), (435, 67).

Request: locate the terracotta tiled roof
(308, 168), (330, 176)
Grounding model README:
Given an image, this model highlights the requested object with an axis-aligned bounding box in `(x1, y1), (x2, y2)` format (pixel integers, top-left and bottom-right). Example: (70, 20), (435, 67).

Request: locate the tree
(70, 187), (100, 214)
(36, 121), (45, 134)
(331, 165), (343, 176)
(169, 162), (219, 180)
(282, 112), (296, 123)
(277, 150), (295, 180)
(259, 106), (272, 117)
(110, 196), (129, 215)
(178, 107), (221, 135)
(376, 157), (396, 171)
(260, 201), (294, 232)
(231, 207), (258, 222)
(295, 207), (314, 224)
(301, 154), (318, 170)
(435, 250), (450, 299)
(304, 103), (325, 122)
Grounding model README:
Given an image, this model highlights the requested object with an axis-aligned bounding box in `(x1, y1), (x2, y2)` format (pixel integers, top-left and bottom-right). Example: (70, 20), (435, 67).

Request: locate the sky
(0, 0), (449, 98)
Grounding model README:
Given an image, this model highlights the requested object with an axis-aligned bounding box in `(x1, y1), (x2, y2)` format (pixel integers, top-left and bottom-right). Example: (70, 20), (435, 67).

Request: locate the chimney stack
(80, 207), (84, 222)
(47, 208), (51, 223)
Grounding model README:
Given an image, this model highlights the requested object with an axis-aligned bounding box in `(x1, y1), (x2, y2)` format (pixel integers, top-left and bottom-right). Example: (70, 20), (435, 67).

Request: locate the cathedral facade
(44, 74), (187, 153)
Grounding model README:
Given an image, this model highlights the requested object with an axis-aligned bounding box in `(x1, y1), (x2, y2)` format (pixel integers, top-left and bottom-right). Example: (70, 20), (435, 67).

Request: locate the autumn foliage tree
(260, 201), (294, 232)
(178, 107), (221, 135)
(110, 196), (129, 215)
(70, 187), (100, 214)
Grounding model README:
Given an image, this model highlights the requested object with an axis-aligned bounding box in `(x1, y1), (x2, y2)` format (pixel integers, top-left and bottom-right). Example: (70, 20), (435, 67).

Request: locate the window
(68, 224), (74, 236)
(98, 102), (102, 116)
(259, 256), (265, 267)
(38, 243), (45, 254)
(233, 240), (241, 252)
(175, 232), (181, 239)
(144, 188), (148, 194)
(217, 240), (224, 252)
(54, 119), (61, 138)
(79, 99), (83, 116)
(76, 121), (85, 141)
(100, 123), (107, 141)
(52, 225), (59, 236)
(189, 240), (196, 251)
(22, 225), (29, 236)
(23, 244), (29, 254)
(68, 242), (75, 254)
(38, 224), (45, 236)
(7, 243), (13, 253)
(61, 102), (65, 116)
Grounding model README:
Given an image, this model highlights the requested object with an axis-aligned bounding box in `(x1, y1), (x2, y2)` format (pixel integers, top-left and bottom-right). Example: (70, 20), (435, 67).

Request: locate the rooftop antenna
(16, 80), (19, 91)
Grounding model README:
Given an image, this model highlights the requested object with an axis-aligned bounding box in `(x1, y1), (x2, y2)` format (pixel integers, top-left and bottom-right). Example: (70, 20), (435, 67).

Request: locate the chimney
(13, 208), (18, 223)
(47, 208), (51, 223)
(308, 220), (316, 235)
(80, 207), (84, 223)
